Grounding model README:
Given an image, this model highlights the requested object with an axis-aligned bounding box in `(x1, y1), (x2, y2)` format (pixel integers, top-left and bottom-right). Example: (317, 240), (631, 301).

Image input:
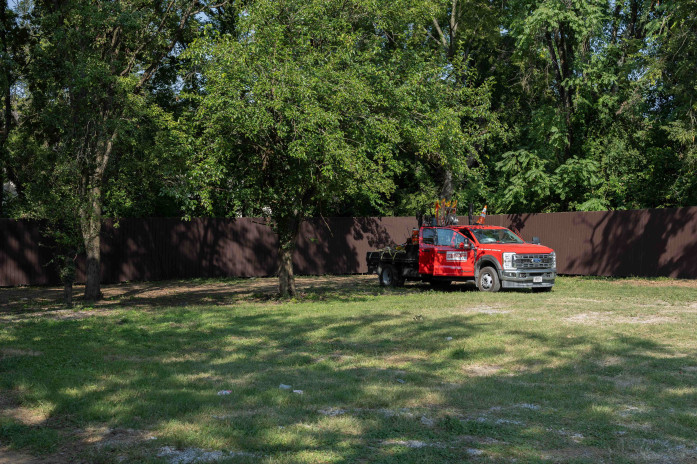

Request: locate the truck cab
(367, 224), (556, 292)
(458, 225), (555, 291)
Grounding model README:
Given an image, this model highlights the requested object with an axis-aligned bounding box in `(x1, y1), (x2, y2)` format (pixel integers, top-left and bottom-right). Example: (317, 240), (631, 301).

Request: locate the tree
(185, 0), (502, 295)
(644, 0), (697, 206)
(22, 0), (225, 300)
(417, 0), (503, 202)
(0, 0), (27, 215)
(186, 0), (407, 296)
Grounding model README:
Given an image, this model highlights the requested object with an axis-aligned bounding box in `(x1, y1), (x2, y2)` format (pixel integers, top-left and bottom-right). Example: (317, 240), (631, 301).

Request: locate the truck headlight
(551, 252), (556, 268)
(503, 252), (516, 270)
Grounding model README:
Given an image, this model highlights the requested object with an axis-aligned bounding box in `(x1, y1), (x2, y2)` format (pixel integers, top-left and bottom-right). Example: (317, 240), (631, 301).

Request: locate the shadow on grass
(1, 302), (697, 463)
(0, 276), (382, 315)
(0, 276), (483, 318)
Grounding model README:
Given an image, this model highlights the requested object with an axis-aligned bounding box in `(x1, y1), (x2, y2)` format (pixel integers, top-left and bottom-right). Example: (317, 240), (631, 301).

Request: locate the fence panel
(2, 207), (697, 287)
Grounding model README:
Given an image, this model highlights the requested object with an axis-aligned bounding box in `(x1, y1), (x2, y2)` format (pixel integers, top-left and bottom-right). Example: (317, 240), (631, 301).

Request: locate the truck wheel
(477, 266), (501, 292)
(379, 264), (398, 287)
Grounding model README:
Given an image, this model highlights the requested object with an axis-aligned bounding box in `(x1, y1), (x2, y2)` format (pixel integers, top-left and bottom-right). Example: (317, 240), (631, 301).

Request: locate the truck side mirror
(459, 240), (471, 251)
(532, 236), (540, 245)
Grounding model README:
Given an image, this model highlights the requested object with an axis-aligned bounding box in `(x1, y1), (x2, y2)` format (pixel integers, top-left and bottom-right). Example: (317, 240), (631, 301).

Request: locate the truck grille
(514, 254), (554, 269)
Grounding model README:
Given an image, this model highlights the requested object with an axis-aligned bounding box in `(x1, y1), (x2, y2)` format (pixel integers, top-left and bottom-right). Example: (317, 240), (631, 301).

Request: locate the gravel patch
(157, 447), (257, 464)
(381, 440), (443, 449)
(318, 408), (347, 417)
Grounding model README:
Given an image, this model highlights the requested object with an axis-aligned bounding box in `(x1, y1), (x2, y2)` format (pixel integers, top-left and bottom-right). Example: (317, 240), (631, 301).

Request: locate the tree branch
(432, 17), (449, 50)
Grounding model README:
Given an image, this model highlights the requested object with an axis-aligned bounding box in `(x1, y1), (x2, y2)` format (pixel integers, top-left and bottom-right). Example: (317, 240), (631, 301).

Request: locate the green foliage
(5, 0), (697, 232)
(186, 0), (401, 223)
(554, 157), (606, 211)
(494, 149), (551, 213)
(184, 0), (499, 223)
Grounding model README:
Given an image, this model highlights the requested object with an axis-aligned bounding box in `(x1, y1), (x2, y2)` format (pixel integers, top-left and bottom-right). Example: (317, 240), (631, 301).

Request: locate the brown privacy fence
(2, 207), (697, 286)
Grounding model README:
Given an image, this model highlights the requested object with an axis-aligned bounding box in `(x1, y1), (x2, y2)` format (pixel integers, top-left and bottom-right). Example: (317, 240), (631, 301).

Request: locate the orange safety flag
(475, 205), (487, 224)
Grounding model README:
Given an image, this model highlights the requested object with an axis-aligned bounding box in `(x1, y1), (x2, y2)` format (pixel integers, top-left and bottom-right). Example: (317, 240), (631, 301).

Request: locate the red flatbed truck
(366, 224), (556, 292)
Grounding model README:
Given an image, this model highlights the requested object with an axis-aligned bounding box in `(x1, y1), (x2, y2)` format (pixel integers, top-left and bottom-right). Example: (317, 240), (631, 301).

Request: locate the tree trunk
(278, 245), (295, 297)
(78, 129), (116, 302)
(440, 170), (454, 200)
(276, 215), (301, 297)
(80, 184), (102, 301)
(63, 279), (73, 308)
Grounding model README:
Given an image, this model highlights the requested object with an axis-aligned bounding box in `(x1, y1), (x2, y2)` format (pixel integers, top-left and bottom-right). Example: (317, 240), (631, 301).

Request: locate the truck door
(418, 227), (436, 275)
(433, 229), (475, 277)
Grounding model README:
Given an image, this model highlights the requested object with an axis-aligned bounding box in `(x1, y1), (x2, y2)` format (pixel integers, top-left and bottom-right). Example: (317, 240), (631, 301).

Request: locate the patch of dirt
(381, 439), (444, 449)
(456, 304), (509, 314)
(594, 356), (625, 367)
(565, 312), (676, 325)
(76, 426), (156, 447)
(0, 448), (44, 464)
(612, 279), (697, 289)
(157, 446), (257, 464)
(513, 403), (542, 411)
(0, 275), (378, 322)
(317, 408), (347, 417)
(461, 364), (503, 377)
(617, 405), (647, 418)
(0, 392), (48, 427)
(0, 348), (42, 358)
(0, 395), (155, 463)
(631, 449), (697, 463)
(548, 428), (585, 443)
(1, 406), (48, 427)
(601, 375), (645, 389)
(541, 446), (606, 461)
(562, 297), (606, 305)
(626, 438), (697, 463)
(382, 354), (428, 366)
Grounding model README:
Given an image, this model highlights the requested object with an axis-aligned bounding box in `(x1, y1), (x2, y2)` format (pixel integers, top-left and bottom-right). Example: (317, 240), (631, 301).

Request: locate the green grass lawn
(2, 276), (697, 463)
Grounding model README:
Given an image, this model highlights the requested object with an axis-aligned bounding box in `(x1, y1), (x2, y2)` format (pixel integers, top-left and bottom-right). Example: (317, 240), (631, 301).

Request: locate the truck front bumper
(499, 269), (556, 289)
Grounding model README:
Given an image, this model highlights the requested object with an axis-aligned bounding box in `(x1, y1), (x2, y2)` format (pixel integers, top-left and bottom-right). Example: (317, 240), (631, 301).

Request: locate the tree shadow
(2, 301), (696, 462)
(0, 219), (59, 287)
(0, 276), (391, 315)
(490, 208), (697, 278)
(294, 217), (416, 275)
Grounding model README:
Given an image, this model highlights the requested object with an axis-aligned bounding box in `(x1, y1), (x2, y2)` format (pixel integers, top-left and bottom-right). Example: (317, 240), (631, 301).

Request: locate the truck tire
(477, 266), (501, 292)
(379, 264), (402, 287)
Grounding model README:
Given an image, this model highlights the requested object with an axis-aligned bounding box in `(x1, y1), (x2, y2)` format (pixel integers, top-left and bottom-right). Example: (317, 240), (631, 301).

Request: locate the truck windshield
(472, 228), (523, 244)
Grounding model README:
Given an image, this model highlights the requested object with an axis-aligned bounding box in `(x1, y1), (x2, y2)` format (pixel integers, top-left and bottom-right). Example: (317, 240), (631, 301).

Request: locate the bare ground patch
(601, 375), (646, 389)
(461, 363), (504, 377)
(76, 426), (157, 447)
(0, 275), (378, 322)
(0, 392), (48, 427)
(595, 356), (625, 367)
(540, 446), (608, 461)
(0, 448), (44, 464)
(611, 278), (697, 289)
(565, 312), (677, 325)
(455, 304), (510, 314)
(0, 348), (42, 358)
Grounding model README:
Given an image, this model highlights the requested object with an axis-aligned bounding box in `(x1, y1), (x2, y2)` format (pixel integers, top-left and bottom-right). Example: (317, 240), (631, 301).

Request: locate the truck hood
(477, 243), (554, 254)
